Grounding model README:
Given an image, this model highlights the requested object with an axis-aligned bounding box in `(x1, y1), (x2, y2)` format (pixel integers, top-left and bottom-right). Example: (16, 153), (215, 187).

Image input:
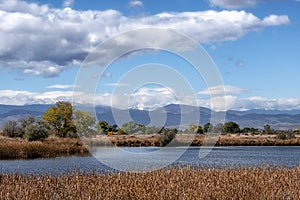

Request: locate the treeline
(0, 101), (162, 141)
(1, 102), (91, 141)
(1, 101), (300, 142)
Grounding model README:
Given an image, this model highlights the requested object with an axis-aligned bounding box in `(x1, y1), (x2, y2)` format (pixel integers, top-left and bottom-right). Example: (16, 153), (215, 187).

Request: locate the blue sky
(0, 0), (299, 111)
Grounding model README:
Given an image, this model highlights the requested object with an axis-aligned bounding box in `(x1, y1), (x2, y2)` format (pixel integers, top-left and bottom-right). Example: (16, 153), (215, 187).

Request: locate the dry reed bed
(1, 167), (300, 199)
(0, 137), (89, 159)
(84, 134), (300, 147)
(1, 134), (300, 159)
(83, 135), (161, 147)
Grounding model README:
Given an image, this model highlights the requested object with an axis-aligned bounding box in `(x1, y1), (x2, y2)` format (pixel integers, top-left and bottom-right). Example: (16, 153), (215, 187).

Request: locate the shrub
(121, 121), (146, 134)
(263, 124), (272, 134)
(277, 131), (286, 140)
(24, 121), (49, 141)
(96, 121), (118, 135)
(65, 131), (79, 138)
(19, 116), (35, 134)
(212, 123), (224, 134)
(158, 128), (177, 147)
(2, 120), (23, 138)
(107, 131), (114, 136)
(223, 121), (240, 133)
(276, 131), (295, 140)
(145, 126), (162, 134)
(203, 123), (213, 133)
(117, 128), (127, 135)
(186, 123), (204, 134)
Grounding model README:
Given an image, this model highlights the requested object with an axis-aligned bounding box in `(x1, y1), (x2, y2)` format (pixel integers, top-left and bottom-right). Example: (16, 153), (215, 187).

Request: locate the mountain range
(1, 104), (300, 130)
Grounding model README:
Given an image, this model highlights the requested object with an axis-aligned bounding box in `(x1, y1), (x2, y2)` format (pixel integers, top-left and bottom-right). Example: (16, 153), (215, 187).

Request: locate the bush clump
(276, 131), (295, 140)
(23, 120), (50, 141)
(2, 120), (22, 138)
(158, 128), (177, 147)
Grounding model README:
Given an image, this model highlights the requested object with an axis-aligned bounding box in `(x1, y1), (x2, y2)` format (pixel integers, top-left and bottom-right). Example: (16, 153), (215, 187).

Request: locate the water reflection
(1, 146), (300, 175)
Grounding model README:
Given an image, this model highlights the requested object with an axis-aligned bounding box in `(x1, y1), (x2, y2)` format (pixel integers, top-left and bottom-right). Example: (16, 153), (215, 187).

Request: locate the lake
(1, 146), (300, 175)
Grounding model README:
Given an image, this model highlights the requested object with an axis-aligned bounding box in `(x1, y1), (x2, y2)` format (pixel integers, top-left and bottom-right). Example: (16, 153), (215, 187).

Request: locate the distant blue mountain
(0, 104), (52, 115)
(95, 104), (300, 130)
(1, 104), (300, 130)
(0, 104), (52, 127)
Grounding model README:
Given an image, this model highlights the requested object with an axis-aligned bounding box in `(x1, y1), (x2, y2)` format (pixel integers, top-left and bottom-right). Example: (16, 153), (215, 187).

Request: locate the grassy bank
(1, 134), (300, 159)
(86, 134), (300, 147)
(1, 166), (299, 199)
(0, 136), (89, 159)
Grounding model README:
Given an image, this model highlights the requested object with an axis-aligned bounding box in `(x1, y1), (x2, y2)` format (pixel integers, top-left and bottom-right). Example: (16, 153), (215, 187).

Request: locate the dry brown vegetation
(1, 166), (300, 199)
(83, 134), (161, 147)
(0, 136), (89, 159)
(215, 134), (300, 146)
(84, 134), (300, 147)
(1, 134), (300, 159)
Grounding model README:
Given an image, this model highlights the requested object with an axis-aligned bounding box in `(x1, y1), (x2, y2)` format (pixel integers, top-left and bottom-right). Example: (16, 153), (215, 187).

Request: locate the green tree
(242, 127), (251, 133)
(96, 121), (118, 135)
(96, 121), (110, 134)
(19, 116), (35, 134)
(74, 110), (96, 137)
(42, 101), (75, 137)
(242, 127), (259, 134)
(137, 124), (145, 134)
(197, 125), (204, 134)
(110, 124), (118, 132)
(187, 123), (204, 134)
(117, 128), (127, 135)
(122, 121), (140, 134)
(203, 123), (213, 133)
(145, 126), (163, 134)
(223, 121), (240, 133)
(264, 124), (272, 134)
(158, 128), (177, 147)
(2, 120), (22, 137)
(212, 123), (223, 133)
(23, 120), (49, 141)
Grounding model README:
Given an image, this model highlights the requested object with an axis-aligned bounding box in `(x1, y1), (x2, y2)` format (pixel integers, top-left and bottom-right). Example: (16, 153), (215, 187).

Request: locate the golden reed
(1, 167), (300, 199)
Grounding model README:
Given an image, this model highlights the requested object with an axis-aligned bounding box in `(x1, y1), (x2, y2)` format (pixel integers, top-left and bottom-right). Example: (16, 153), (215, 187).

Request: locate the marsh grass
(1, 134), (300, 159)
(0, 166), (300, 199)
(0, 137), (89, 159)
(89, 134), (300, 147)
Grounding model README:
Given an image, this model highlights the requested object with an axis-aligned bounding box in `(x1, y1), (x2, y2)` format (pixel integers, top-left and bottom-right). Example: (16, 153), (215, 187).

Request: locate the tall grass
(1, 134), (300, 159)
(0, 137), (89, 159)
(1, 167), (300, 199)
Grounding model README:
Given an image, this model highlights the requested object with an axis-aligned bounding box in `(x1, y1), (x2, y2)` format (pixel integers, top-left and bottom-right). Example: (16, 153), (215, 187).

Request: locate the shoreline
(87, 133), (300, 147)
(0, 136), (90, 160)
(1, 134), (300, 160)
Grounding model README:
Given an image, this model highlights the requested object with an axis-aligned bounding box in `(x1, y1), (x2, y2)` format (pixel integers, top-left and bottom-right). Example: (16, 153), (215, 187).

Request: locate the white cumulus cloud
(222, 96), (300, 111)
(198, 95), (300, 111)
(0, 90), (73, 105)
(0, 0), (290, 77)
(128, 87), (179, 110)
(1, 89), (300, 112)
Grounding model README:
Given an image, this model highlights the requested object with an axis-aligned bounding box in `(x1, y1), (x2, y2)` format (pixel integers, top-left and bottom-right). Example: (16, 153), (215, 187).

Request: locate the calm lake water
(1, 146), (300, 175)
